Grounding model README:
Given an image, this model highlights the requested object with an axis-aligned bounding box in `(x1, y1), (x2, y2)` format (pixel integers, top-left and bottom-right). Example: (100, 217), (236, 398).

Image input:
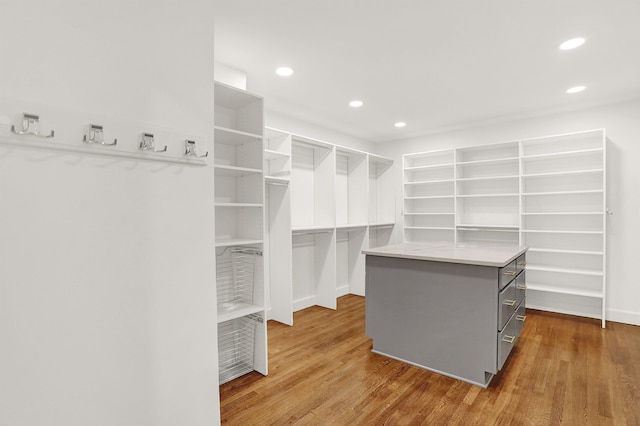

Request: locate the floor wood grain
(220, 295), (640, 425)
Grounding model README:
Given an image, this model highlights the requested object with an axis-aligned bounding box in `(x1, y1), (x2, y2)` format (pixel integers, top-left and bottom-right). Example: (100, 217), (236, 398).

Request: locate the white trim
(607, 308), (640, 326)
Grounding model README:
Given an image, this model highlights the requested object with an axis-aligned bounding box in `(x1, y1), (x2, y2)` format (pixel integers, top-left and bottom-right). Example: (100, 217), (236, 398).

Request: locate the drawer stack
(497, 253), (526, 370)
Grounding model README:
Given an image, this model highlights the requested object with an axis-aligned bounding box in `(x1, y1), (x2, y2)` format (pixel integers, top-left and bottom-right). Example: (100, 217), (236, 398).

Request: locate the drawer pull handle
(518, 261), (527, 266)
(517, 315), (526, 322)
(503, 299), (516, 307)
(503, 271), (517, 277)
(516, 284), (528, 290)
(502, 335), (516, 344)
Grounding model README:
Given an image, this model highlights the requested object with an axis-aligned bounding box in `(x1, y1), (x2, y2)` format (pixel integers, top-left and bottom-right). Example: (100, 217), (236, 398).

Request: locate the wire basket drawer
(216, 247), (262, 311)
(218, 313), (262, 384)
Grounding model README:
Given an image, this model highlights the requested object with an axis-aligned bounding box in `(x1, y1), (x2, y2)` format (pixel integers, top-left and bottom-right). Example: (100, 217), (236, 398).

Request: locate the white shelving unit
(521, 130), (606, 327)
(264, 128), (293, 325)
(369, 154), (395, 248)
(335, 147), (368, 296)
(264, 127), (395, 323)
(291, 135), (337, 311)
(402, 129), (607, 326)
(455, 142), (520, 244)
(214, 81), (267, 383)
(402, 149), (456, 242)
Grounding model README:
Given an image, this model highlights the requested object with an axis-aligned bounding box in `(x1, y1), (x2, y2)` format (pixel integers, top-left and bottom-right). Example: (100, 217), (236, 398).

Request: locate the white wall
(376, 99), (640, 326)
(266, 110), (377, 153)
(0, 2), (218, 425)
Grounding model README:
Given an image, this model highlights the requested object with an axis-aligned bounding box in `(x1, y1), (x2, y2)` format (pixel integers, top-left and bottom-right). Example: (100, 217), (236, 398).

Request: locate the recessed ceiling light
(394, 122), (407, 128)
(566, 85), (586, 94)
(275, 66), (294, 77)
(349, 100), (364, 108)
(559, 37), (585, 50)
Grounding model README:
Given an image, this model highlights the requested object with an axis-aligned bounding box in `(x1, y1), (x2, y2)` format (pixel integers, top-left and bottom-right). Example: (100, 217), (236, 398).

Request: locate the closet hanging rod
(292, 230), (333, 236)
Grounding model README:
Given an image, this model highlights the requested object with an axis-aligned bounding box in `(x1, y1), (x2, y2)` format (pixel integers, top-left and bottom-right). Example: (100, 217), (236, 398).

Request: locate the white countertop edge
(362, 242), (528, 268)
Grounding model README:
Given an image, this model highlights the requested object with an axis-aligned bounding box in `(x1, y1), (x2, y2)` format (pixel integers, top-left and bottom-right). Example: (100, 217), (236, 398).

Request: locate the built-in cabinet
(265, 128), (395, 323)
(214, 82), (267, 384)
(402, 129), (607, 327)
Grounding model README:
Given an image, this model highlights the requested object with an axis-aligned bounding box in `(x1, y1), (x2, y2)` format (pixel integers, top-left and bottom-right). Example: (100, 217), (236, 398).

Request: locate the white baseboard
(336, 285), (349, 298)
(607, 308), (640, 326)
(526, 303), (601, 321)
(292, 295), (316, 312)
(527, 303), (640, 327)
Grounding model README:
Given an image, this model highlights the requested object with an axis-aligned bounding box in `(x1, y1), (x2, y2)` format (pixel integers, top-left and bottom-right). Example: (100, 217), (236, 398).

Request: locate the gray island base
(363, 242), (528, 388)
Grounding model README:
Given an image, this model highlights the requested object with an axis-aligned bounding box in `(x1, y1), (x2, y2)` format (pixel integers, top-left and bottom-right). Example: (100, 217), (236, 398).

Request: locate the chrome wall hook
(10, 113), (55, 138)
(184, 140), (208, 158)
(83, 124), (117, 146)
(138, 132), (167, 152)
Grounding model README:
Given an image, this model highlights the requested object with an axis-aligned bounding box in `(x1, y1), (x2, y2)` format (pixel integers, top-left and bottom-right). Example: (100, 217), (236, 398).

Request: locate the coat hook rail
(83, 124), (117, 146)
(10, 113), (55, 138)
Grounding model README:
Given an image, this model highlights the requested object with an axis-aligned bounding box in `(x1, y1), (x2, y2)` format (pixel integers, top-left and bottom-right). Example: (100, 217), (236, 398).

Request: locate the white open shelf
(214, 126), (262, 145)
(262, 127), (394, 323)
(526, 283), (603, 299)
(217, 304), (265, 324)
(214, 164), (262, 176)
(403, 128), (607, 326)
(215, 238), (264, 248)
(214, 81), (267, 382)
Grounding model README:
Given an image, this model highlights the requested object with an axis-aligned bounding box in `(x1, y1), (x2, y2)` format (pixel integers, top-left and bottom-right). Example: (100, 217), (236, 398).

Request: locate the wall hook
(138, 132), (167, 152)
(184, 140), (208, 158)
(83, 124), (117, 146)
(10, 113), (55, 138)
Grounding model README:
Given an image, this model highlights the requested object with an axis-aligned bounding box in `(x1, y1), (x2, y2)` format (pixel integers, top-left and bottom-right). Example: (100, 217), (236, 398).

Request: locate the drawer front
(499, 259), (518, 289)
(498, 312), (517, 370)
(498, 280), (517, 331)
(516, 253), (527, 275)
(515, 270), (526, 307)
(515, 300), (526, 338)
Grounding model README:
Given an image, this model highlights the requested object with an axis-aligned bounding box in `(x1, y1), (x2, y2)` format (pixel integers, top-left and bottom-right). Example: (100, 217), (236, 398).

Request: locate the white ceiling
(213, 0), (640, 143)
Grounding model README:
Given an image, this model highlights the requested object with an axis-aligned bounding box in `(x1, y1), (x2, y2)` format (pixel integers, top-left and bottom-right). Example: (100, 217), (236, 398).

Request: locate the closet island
(363, 242), (527, 387)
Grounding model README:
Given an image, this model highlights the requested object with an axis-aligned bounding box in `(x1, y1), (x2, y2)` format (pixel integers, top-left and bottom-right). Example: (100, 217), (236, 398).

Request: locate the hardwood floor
(220, 295), (640, 425)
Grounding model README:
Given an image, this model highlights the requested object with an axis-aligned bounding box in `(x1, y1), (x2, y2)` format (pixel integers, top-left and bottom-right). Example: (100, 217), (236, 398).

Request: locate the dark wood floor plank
(220, 295), (640, 425)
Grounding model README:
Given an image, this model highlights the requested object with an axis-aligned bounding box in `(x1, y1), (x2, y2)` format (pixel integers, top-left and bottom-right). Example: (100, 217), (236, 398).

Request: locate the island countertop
(362, 242), (528, 268)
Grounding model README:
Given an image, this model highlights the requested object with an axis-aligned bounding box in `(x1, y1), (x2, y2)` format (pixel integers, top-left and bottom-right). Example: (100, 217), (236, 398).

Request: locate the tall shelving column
(213, 81), (267, 383)
(455, 142), (520, 244)
(520, 129), (607, 327)
(368, 154), (395, 248)
(402, 149), (456, 242)
(290, 136), (336, 312)
(335, 146), (368, 297)
(264, 127), (293, 325)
